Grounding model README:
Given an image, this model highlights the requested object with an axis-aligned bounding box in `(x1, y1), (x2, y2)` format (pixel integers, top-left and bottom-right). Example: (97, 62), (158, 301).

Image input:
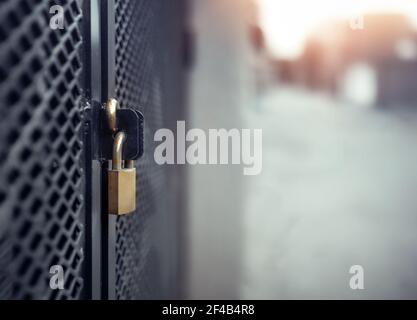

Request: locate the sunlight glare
(258, 0), (417, 59)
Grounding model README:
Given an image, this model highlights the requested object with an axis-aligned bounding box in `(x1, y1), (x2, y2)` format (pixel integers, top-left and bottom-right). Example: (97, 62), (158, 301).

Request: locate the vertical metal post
(83, 0), (103, 300)
(101, 0), (116, 300)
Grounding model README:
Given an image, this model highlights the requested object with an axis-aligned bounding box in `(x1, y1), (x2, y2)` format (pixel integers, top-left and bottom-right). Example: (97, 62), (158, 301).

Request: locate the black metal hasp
(100, 98), (144, 161)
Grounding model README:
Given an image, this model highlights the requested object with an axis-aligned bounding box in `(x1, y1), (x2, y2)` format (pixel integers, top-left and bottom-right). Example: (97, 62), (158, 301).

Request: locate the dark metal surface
(114, 0), (187, 299)
(0, 0), (186, 300)
(0, 0), (86, 299)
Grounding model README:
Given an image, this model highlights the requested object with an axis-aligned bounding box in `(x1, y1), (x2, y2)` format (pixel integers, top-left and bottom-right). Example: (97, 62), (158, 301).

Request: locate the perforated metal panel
(0, 0), (85, 299)
(114, 0), (186, 299)
(0, 0), (186, 300)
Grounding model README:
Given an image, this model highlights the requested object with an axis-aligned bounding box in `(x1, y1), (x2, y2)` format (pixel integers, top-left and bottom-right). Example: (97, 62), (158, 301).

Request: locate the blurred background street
(186, 0), (417, 299)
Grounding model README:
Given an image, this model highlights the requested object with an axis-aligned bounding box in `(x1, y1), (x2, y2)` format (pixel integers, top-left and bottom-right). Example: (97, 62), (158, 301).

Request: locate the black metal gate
(0, 0), (187, 300)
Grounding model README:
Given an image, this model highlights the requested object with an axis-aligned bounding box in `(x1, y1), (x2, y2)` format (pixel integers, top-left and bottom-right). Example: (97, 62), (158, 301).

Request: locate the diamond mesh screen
(0, 0), (85, 299)
(114, 0), (185, 299)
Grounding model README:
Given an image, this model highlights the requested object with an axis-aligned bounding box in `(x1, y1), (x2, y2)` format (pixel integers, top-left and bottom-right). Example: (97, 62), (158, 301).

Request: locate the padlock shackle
(106, 98), (118, 132)
(112, 131), (126, 170)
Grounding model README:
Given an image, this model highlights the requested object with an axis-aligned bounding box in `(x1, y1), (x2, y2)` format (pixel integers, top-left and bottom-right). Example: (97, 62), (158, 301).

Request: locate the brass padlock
(108, 131), (136, 215)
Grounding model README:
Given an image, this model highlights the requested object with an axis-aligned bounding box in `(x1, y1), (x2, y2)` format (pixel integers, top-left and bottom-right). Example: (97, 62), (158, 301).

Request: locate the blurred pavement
(243, 86), (417, 299)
